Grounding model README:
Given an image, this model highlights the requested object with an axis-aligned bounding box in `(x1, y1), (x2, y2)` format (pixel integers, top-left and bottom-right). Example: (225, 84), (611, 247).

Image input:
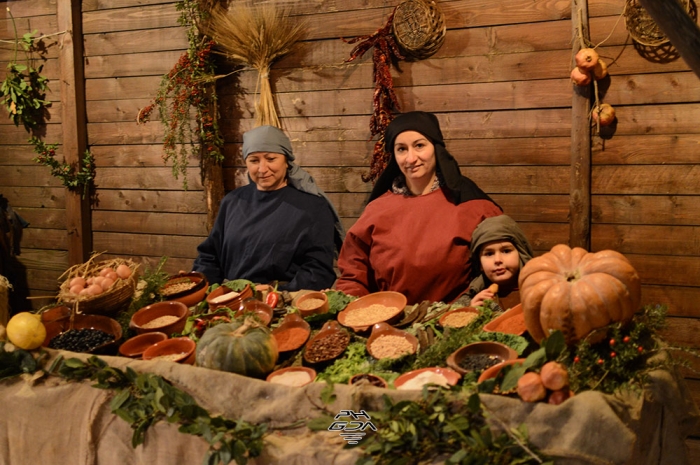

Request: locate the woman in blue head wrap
(193, 126), (343, 291)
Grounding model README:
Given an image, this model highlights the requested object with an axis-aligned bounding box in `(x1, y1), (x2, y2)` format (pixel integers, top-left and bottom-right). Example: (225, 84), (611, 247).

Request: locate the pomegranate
(570, 67), (591, 86)
(593, 103), (616, 126)
(575, 48), (599, 71)
(593, 59), (608, 80)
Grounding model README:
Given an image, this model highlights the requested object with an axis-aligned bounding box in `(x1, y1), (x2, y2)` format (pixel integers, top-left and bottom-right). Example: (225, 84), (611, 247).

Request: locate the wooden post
(570, 0), (591, 250)
(637, 0), (700, 80)
(57, 0), (91, 264)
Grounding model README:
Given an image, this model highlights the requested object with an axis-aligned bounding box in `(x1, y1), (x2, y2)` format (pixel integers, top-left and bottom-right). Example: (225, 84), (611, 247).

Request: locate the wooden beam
(637, 0), (700, 80)
(57, 0), (91, 264)
(569, 0), (592, 250)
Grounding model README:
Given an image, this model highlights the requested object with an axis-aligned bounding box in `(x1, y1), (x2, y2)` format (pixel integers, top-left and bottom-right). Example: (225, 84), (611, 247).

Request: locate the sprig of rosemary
(30, 137), (95, 198)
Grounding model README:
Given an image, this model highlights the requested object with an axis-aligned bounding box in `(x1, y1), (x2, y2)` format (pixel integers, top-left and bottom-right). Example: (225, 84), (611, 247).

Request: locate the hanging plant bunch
(344, 10), (405, 183)
(137, 0), (224, 189)
(29, 137), (95, 199)
(204, 2), (305, 128)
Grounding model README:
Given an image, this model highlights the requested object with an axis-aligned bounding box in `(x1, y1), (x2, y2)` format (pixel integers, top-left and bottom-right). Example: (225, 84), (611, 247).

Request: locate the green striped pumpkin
(196, 317), (278, 378)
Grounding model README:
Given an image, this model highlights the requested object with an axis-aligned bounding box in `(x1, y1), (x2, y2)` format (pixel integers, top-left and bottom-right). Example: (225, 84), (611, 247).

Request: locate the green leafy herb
(30, 137), (95, 198)
(222, 279), (255, 292)
(0, 345), (41, 380)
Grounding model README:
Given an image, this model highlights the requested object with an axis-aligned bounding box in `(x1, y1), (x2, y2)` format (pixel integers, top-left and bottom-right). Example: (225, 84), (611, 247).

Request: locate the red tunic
(336, 189), (503, 304)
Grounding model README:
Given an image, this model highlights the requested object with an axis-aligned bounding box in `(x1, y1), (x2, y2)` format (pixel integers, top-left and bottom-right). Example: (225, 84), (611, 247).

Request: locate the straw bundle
(57, 254), (140, 317)
(205, 3), (305, 128)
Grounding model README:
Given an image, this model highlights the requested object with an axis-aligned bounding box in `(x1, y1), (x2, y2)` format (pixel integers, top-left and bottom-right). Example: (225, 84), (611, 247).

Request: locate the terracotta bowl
(349, 373), (388, 389)
(272, 313), (311, 352)
(235, 298), (273, 326)
(303, 320), (351, 365)
(118, 332), (168, 358)
(337, 291), (407, 332)
(366, 322), (418, 360)
(161, 272), (208, 308)
(40, 305), (72, 323)
(206, 284), (253, 311)
(43, 314), (123, 354)
(130, 301), (190, 336)
(482, 304), (527, 336)
(438, 307), (480, 328)
(142, 337), (196, 364)
(446, 341), (518, 376)
(394, 367), (461, 390)
(266, 366), (317, 387)
(294, 291), (329, 317)
(478, 358), (527, 383)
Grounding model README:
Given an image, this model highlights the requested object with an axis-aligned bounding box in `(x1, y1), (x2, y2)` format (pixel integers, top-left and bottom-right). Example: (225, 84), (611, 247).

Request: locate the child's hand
(471, 284), (499, 308)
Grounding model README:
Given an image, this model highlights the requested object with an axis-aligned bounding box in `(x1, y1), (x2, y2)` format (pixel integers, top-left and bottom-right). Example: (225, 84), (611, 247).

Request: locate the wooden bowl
(161, 272), (208, 308)
(366, 322), (418, 359)
(337, 291), (407, 332)
(130, 301), (190, 336)
(272, 313), (311, 352)
(446, 341), (518, 376)
(477, 358), (527, 383)
(118, 332), (168, 358)
(142, 337), (196, 364)
(236, 299), (273, 326)
(349, 373), (388, 389)
(43, 314), (123, 354)
(206, 284), (253, 311)
(303, 320), (351, 365)
(438, 307), (480, 328)
(266, 366), (317, 387)
(394, 367), (461, 390)
(482, 304), (527, 336)
(294, 291), (329, 317)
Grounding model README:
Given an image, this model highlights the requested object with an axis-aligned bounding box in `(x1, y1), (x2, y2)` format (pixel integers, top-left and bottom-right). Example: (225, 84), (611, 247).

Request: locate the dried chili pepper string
(344, 9), (405, 182)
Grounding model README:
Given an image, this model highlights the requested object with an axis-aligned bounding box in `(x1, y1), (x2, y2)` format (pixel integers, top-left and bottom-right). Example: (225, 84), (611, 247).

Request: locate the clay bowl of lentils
(337, 291), (407, 333)
(129, 301), (190, 336)
(303, 320), (351, 366)
(43, 314), (123, 354)
(438, 307), (480, 329)
(160, 272), (208, 308)
(446, 341), (518, 376)
(366, 322), (418, 360)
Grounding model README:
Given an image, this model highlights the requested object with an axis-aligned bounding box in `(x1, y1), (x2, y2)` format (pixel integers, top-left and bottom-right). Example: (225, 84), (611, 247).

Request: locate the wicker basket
(624, 0), (690, 47)
(392, 0), (446, 60)
(57, 256), (139, 317)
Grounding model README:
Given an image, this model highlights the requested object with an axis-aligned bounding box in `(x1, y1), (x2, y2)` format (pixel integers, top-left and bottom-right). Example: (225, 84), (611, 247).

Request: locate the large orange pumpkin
(518, 244), (641, 344)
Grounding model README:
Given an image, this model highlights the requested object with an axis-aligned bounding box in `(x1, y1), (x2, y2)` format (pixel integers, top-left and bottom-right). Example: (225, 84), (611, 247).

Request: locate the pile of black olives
(48, 328), (114, 352)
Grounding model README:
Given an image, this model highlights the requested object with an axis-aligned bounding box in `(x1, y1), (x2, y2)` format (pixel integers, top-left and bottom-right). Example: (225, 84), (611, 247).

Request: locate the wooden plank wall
(1, 0), (700, 457)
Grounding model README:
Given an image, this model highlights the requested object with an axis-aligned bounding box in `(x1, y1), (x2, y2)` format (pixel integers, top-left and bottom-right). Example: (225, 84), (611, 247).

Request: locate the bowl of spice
(482, 304), (527, 336)
(161, 272), (208, 308)
(272, 313), (311, 352)
(337, 291), (407, 332)
(366, 322), (418, 360)
(349, 373), (388, 389)
(130, 301), (190, 336)
(118, 331), (168, 358)
(206, 284), (253, 311)
(43, 314), (122, 354)
(394, 367), (461, 390)
(303, 320), (351, 365)
(142, 337), (196, 364)
(294, 291), (329, 317)
(439, 307), (480, 328)
(267, 366), (317, 387)
(446, 341), (518, 376)
(236, 298), (274, 326)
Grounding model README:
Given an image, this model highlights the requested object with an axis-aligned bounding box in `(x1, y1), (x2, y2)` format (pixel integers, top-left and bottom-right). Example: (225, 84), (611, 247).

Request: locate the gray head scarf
(242, 125), (346, 252)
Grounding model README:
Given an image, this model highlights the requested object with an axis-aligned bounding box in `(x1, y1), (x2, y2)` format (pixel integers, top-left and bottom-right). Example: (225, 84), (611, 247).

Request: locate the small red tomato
(638, 346), (644, 353)
(610, 351), (616, 358)
(574, 356), (580, 363)
(609, 339), (615, 346)
(623, 336), (631, 343)
(597, 359), (604, 365)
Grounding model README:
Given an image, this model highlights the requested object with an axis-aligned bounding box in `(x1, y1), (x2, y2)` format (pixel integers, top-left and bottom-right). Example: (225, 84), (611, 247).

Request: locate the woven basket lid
(392, 0), (446, 60)
(624, 0), (690, 47)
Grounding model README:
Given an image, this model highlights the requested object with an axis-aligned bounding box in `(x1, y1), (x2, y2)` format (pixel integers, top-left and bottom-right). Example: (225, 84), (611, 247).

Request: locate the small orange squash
(518, 244), (641, 344)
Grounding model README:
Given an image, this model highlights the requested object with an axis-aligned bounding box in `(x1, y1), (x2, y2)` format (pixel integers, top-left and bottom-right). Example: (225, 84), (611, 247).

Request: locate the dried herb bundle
(205, 3), (305, 127)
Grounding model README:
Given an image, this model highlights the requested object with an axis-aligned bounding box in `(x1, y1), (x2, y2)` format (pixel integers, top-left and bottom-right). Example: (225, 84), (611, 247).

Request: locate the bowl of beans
(294, 291), (329, 317)
(438, 307), (480, 329)
(366, 322), (418, 360)
(161, 272), (208, 308)
(303, 320), (351, 365)
(142, 337), (196, 364)
(337, 291), (407, 332)
(130, 301), (190, 336)
(43, 314), (123, 354)
(446, 341), (518, 376)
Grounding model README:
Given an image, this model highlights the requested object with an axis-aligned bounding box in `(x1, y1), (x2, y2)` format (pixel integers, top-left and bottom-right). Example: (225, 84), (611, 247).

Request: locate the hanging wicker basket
(624, 0), (691, 47)
(392, 0), (446, 60)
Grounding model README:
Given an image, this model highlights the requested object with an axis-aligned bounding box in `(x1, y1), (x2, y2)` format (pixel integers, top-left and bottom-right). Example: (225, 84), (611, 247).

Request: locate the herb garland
(30, 137), (95, 199)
